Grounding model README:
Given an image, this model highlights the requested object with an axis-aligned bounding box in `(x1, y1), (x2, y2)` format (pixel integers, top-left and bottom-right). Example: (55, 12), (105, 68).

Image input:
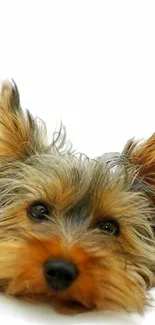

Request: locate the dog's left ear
(0, 80), (48, 160)
(123, 135), (155, 199)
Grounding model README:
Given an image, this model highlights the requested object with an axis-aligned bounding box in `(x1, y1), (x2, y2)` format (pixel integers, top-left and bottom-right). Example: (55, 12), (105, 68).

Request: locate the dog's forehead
(25, 155), (124, 192)
(9, 152), (134, 193)
(0, 153), (138, 212)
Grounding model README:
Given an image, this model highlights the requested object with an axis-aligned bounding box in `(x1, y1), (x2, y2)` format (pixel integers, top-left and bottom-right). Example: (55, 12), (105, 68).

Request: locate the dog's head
(0, 80), (155, 314)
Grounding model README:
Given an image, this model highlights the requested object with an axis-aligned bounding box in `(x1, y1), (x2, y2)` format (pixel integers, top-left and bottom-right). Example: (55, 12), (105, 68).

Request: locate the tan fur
(0, 80), (155, 314)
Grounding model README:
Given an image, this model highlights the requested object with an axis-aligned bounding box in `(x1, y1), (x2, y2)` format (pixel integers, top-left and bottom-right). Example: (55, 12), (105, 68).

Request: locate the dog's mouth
(7, 288), (91, 314)
(66, 299), (88, 309)
(51, 298), (91, 314)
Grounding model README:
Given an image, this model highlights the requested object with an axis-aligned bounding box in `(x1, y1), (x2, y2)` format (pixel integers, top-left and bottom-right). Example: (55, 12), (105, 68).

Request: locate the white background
(0, 0), (155, 324)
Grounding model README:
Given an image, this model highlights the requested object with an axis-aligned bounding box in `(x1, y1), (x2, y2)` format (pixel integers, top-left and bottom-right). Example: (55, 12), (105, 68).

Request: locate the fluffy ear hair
(0, 80), (49, 160)
(123, 135), (155, 198)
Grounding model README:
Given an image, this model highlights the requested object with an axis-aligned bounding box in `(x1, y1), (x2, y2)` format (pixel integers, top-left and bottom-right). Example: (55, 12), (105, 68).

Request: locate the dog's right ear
(0, 80), (48, 160)
(123, 135), (155, 200)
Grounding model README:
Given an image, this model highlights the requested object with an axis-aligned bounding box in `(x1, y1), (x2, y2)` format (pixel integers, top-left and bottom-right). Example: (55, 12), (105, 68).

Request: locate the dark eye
(98, 219), (120, 236)
(28, 203), (49, 222)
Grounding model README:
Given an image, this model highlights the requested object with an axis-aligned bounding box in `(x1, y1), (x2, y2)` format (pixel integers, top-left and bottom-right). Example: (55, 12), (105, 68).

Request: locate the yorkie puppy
(0, 80), (155, 315)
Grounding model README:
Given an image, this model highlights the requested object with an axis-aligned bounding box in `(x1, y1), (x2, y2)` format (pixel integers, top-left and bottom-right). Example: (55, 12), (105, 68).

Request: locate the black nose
(44, 258), (79, 291)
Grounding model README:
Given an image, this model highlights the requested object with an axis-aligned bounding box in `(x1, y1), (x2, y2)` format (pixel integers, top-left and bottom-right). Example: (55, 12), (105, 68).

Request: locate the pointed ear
(0, 80), (47, 160)
(123, 135), (155, 195)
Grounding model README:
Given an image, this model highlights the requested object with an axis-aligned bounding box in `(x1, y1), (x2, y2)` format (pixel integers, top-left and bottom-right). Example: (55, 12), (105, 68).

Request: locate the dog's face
(0, 81), (155, 314)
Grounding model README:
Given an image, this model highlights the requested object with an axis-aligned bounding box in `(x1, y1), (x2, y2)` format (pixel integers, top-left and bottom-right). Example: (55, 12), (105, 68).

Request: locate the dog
(0, 80), (155, 315)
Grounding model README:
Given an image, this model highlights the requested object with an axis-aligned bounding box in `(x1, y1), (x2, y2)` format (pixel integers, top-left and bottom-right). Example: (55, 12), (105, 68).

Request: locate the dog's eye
(28, 203), (49, 222)
(98, 219), (120, 236)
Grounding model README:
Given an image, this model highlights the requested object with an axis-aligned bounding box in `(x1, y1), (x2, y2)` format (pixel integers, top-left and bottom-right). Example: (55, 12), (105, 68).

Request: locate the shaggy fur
(0, 80), (155, 314)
